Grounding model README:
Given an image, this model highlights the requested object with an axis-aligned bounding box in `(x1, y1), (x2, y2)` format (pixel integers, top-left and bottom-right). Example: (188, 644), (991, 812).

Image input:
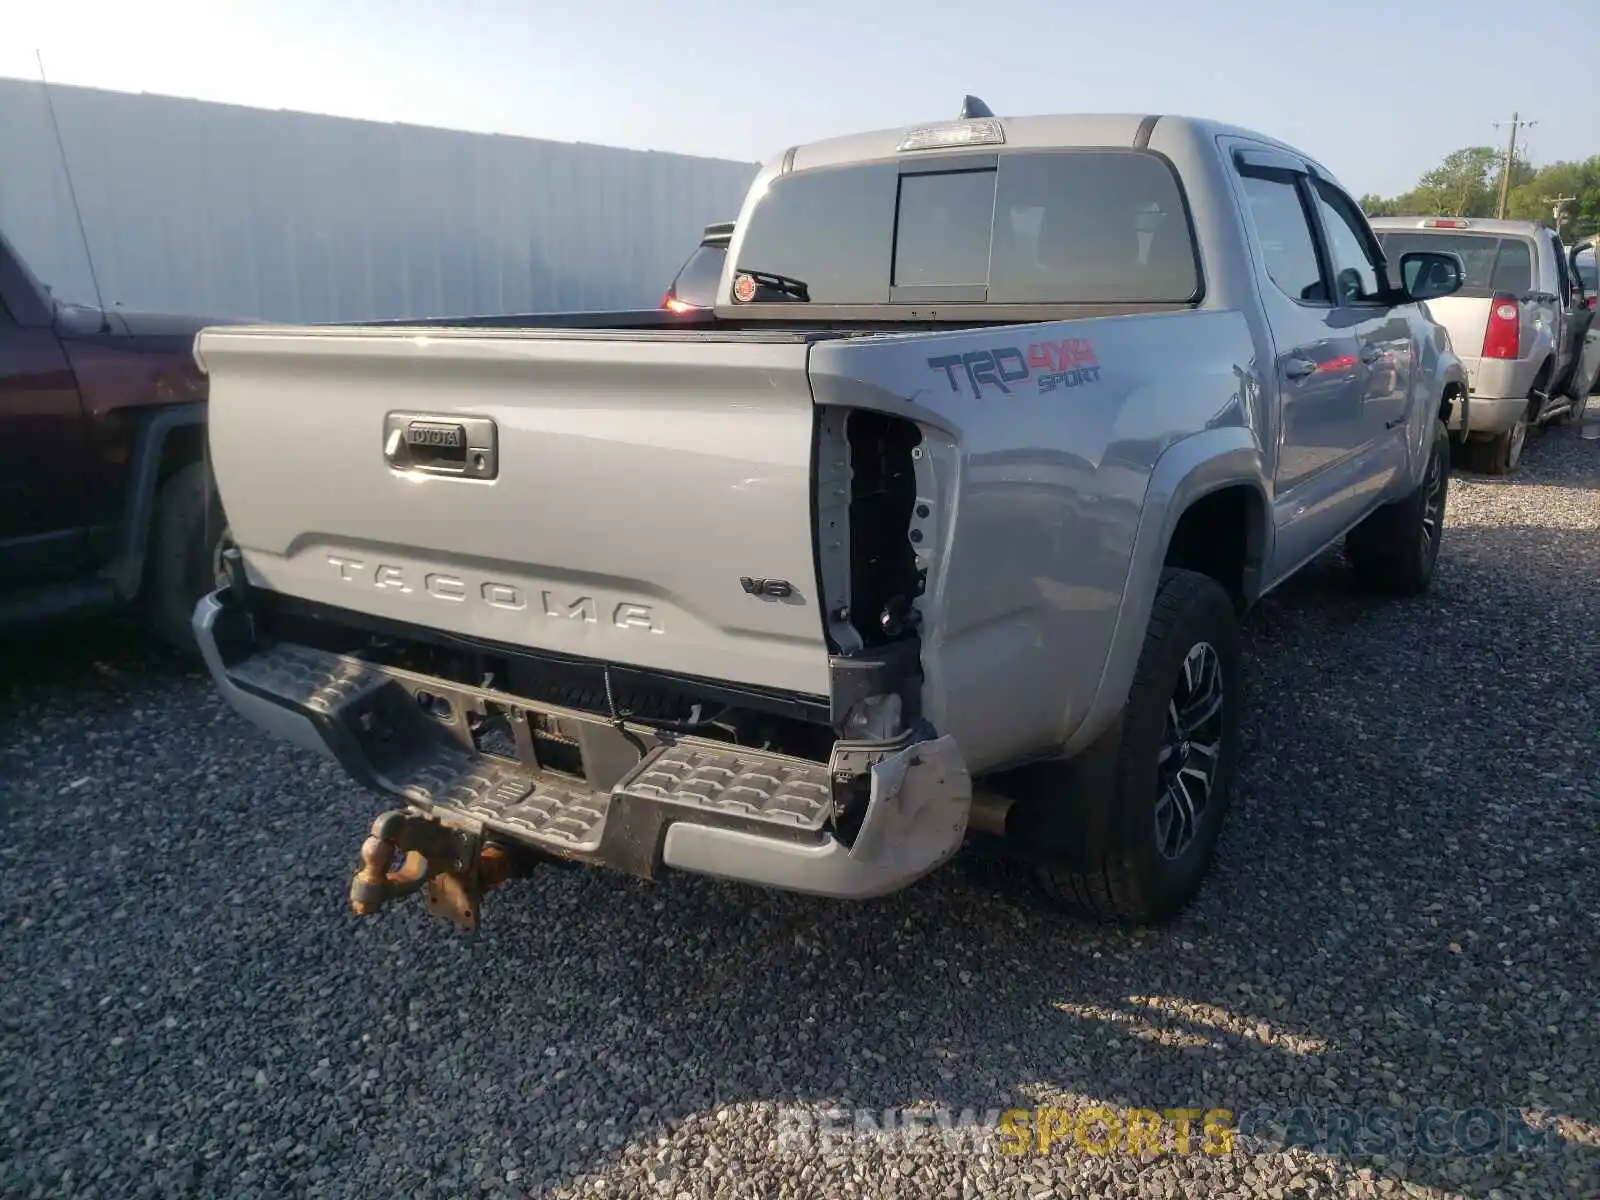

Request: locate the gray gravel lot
(3, 425), (1598, 1200)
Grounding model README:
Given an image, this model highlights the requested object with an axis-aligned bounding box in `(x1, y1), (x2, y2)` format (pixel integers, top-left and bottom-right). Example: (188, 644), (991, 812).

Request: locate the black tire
(1024, 569), (1242, 925)
(1465, 407), (1528, 475)
(1345, 418), (1449, 596)
(145, 461), (228, 655)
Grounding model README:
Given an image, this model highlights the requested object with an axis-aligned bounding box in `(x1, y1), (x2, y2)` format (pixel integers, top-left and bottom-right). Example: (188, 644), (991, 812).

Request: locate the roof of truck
(781, 112), (1334, 178)
(1366, 216), (1552, 237)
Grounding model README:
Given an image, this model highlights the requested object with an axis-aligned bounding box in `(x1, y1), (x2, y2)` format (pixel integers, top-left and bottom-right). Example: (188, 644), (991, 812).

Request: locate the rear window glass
(894, 169), (996, 287)
(670, 244), (727, 307)
(1376, 232), (1533, 294)
(734, 150), (1199, 306)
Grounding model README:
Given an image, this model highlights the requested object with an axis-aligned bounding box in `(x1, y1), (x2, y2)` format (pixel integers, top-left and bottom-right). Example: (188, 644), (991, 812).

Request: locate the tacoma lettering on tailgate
(325, 556), (660, 631)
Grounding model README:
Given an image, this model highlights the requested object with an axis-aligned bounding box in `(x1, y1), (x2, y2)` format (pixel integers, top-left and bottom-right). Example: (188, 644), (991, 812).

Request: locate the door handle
(1284, 357), (1317, 380)
(1360, 345), (1383, 364)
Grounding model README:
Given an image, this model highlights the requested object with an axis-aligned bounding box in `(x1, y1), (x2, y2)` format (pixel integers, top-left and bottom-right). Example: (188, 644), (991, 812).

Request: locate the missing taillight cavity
(845, 410), (923, 649)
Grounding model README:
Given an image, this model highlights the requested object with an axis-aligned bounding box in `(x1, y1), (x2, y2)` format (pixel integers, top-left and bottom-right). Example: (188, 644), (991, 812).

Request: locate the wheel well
(1527, 359), (1553, 420)
(1163, 486), (1265, 612)
(155, 422), (206, 488)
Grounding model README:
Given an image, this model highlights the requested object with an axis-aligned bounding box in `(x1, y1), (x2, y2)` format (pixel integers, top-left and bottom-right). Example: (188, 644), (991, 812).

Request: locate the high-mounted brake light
(1423, 218), (1471, 229)
(1482, 293), (1521, 360)
(898, 118), (1006, 152)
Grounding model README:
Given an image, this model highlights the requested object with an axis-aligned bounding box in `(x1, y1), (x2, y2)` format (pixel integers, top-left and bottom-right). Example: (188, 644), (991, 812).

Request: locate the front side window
(1312, 183), (1383, 304)
(1238, 172), (1326, 304)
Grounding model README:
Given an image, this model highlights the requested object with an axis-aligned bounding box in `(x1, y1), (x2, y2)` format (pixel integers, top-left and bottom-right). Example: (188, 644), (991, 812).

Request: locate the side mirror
(1400, 250), (1465, 302)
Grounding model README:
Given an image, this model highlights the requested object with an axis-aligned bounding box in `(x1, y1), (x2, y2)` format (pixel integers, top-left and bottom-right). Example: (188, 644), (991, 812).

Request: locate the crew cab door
(1303, 177), (1413, 451)
(1544, 227), (1584, 389)
(1228, 144), (1387, 571)
(0, 286), (90, 585)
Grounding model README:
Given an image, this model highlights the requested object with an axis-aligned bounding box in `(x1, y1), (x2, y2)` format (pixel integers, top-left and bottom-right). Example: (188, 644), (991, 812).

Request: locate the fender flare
(105, 402), (207, 600)
(1059, 426), (1272, 757)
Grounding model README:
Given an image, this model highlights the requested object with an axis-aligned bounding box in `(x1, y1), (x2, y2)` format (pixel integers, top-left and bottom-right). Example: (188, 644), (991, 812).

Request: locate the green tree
(1358, 145), (1588, 228)
(1359, 192), (1401, 217)
(1409, 147), (1504, 217)
(1506, 156), (1600, 238)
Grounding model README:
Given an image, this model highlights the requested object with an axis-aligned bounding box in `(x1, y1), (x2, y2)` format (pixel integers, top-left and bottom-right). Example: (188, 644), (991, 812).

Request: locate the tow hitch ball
(349, 810), (517, 932)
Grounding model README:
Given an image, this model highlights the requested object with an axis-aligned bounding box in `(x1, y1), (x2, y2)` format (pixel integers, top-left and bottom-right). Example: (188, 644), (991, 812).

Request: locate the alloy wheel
(1155, 642), (1225, 861)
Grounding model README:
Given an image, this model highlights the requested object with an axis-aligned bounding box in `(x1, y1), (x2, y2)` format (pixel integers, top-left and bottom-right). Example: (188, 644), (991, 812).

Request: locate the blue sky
(8, 0), (1597, 198)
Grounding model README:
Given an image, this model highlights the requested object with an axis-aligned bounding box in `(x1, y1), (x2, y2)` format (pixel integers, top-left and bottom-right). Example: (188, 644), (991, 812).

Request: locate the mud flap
(847, 734), (971, 876)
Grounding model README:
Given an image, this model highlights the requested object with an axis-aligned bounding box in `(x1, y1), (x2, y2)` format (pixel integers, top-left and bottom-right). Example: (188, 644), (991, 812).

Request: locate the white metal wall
(0, 78), (759, 322)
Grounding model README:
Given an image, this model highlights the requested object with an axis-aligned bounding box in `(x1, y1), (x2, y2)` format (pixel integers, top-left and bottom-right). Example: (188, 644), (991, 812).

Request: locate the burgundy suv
(0, 226), (238, 651)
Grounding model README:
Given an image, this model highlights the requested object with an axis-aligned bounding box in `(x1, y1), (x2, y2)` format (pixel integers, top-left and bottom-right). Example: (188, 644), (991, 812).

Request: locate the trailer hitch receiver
(350, 810), (516, 932)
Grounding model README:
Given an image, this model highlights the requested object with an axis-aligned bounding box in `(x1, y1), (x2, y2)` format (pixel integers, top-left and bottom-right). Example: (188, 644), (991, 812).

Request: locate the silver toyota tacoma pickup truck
(191, 100), (1469, 931)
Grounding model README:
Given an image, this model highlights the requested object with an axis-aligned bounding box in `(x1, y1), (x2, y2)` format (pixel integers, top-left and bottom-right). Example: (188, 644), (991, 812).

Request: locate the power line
(1492, 112), (1537, 219)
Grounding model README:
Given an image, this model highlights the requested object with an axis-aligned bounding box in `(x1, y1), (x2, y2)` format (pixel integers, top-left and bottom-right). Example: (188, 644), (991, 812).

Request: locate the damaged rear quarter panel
(807, 309), (1258, 772)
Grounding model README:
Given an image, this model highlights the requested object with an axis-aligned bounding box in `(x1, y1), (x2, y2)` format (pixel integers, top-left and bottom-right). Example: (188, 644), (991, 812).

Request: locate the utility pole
(1546, 193), (1578, 232)
(1492, 112), (1537, 219)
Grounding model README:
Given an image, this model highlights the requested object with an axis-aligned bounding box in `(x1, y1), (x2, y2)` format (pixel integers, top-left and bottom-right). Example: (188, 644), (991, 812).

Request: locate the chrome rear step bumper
(194, 588), (972, 906)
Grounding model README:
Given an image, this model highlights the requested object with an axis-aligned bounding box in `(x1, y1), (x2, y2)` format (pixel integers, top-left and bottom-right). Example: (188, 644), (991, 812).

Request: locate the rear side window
(1237, 173), (1327, 304)
(1375, 232), (1533, 295)
(734, 150), (1199, 306)
(670, 244), (728, 308)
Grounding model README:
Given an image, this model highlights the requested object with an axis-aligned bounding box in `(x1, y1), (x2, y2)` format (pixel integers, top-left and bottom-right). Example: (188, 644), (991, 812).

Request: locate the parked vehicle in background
(192, 102), (1468, 935)
(1370, 217), (1592, 474)
(0, 226), (236, 650)
(660, 221), (734, 312)
(1568, 240), (1600, 413)
(1573, 241), (1597, 309)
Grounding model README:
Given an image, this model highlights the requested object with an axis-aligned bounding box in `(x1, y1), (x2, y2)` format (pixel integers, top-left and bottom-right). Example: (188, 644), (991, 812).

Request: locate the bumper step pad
(224, 643), (835, 861)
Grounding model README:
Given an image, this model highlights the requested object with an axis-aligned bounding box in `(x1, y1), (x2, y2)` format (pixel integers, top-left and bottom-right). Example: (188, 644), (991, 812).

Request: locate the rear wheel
(1346, 418), (1449, 596)
(1466, 405), (1528, 475)
(146, 461), (230, 656)
(1024, 569), (1241, 925)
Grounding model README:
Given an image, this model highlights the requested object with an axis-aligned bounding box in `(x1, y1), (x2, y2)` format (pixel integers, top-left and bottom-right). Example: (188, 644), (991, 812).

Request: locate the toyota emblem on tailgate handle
(383, 412), (498, 479)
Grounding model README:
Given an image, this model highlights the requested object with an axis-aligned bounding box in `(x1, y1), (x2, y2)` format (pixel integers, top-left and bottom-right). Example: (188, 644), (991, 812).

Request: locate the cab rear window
(734, 149), (1200, 306)
(1376, 231), (1533, 296)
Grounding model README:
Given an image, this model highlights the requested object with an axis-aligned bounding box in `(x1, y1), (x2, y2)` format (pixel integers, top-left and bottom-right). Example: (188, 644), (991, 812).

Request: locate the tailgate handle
(383, 413), (498, 480)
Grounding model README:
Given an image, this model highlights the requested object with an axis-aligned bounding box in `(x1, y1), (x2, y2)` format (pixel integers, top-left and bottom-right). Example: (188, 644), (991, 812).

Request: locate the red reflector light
(1423, 218), (1471, 229)
(1588, 296), (1597, 312)
(1482, 293), (1521, 360)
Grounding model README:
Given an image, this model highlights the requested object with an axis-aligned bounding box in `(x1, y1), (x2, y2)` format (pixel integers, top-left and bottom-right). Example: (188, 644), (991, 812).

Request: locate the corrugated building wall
(0, 78), (759, 322)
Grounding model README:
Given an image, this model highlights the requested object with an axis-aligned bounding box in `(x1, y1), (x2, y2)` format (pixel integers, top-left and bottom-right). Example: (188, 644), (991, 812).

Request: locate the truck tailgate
(195, 325), (831, 697)
(1420, 296), (1489, 379)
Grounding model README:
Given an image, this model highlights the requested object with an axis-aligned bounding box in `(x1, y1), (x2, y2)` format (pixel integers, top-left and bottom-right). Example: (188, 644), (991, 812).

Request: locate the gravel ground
(3, 424), (1597, 1200)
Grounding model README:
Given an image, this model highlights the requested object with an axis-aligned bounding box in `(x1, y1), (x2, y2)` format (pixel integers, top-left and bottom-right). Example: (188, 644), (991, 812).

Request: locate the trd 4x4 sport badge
(926, 337), (1101, 399)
